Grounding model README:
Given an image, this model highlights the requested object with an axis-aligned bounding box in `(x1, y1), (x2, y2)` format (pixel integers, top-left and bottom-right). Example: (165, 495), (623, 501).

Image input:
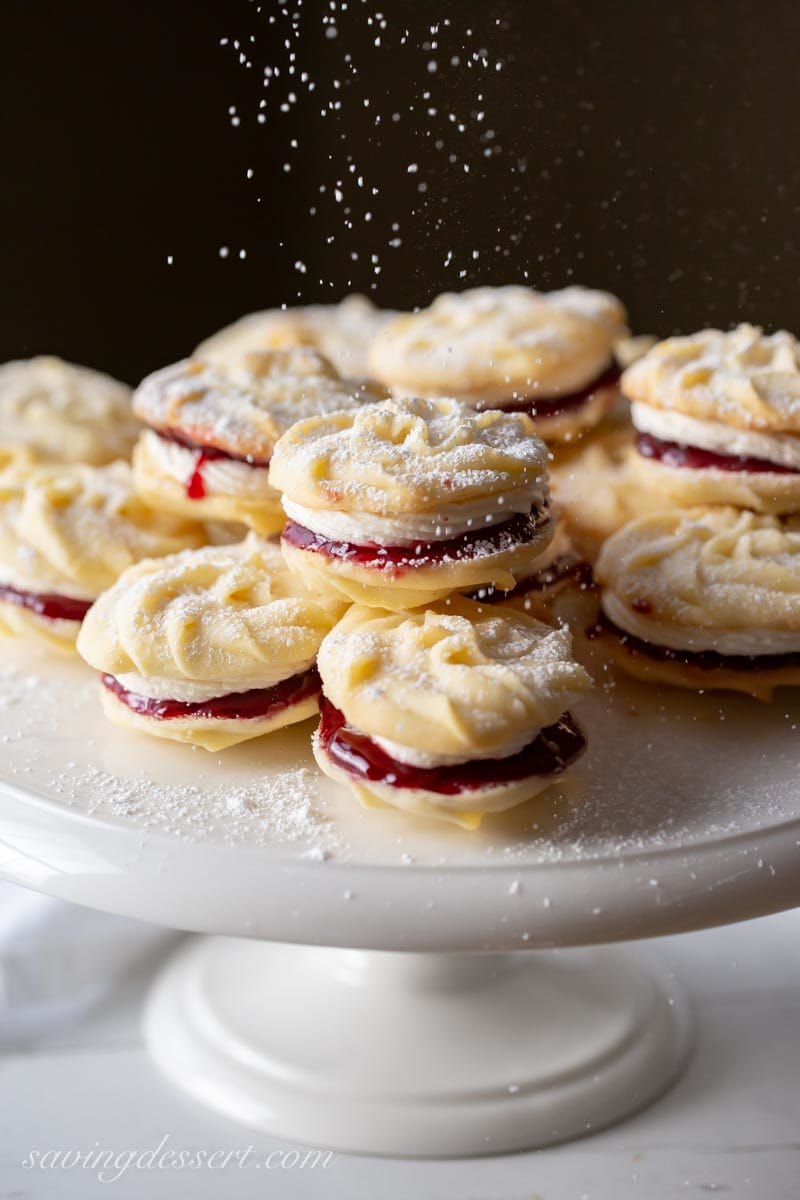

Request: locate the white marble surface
(1, 910), (799, 1199)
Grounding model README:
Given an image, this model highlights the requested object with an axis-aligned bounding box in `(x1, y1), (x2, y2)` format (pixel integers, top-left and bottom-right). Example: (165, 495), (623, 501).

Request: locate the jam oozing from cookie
(595, 612), (800, 671)
(156, 429), (271, 500)
(186, 449), (223, 500)
(636, 433), (800, 476)
(469, 556), (594, 603)
(318, 697), (586, 796)
(282, 508), (549, 573)
(500, 363), (620, 420)
(102, 666), (321, 721)
(0, 582), (93, 623)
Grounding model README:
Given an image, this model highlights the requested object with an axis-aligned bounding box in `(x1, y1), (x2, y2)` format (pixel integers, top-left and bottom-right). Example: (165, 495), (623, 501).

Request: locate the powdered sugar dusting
(50, 760), (336, 851)
(133, 349), (384, 462)
(0, 658), (341, 856)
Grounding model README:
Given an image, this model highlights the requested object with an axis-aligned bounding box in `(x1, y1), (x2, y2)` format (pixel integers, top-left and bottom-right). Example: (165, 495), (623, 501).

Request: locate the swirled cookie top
(269, 395), (550, 516)
(596, 506), (800, 632)
(318, 598), (592, 762)
(195, 295), (399, 378)
(622, 324), (800, 433)
(0, 357), (140, 465)
(78, 535), (344, 683)
(368, 285), (627, 400)
(133, 348), (387, 462)
(0, 461), (204, 599)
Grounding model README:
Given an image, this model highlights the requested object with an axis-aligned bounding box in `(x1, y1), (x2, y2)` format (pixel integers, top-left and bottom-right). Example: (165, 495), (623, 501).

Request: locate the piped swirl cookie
(313, 598), (592, 827)
(77, 536), (345, 750)
(132, 348), (385, 535)
(196, 295), (398, 380)
(0, 462), (204, 652)
(270, 395), (555, 610)
(369, 285), (628, 443)
(595, 506), (800, 699)
(624, 324), (800, 514)
(0, 357), (140, 466)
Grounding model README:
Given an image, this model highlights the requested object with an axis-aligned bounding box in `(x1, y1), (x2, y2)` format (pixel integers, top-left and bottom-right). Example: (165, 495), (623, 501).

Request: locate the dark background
(2, 0), (800, 384)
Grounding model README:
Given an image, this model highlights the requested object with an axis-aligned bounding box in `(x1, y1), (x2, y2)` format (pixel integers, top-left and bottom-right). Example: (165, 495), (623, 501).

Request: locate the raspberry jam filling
(155, 429), (271, 500)
(102, 666), (321, 721)
(500, 363), (620, 420)
(593, 612), (800, 672)
(0, 581), (93, 623)
(636, 433), (800, 476)
(318, 696), (586, 796)
(282, 507), (548, 573)
(469, 556), (594, 603)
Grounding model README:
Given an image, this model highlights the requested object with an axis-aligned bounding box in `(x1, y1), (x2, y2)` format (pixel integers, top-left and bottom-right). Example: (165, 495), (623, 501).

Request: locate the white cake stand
(1, 641), (799, 1157)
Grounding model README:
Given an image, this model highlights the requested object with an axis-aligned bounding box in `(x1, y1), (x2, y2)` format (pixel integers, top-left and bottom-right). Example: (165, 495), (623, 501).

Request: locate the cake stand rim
(2, 771), (799, 950)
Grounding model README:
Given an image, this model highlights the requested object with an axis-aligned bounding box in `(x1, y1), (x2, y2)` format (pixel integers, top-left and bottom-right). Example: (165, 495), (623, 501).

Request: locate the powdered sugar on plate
(0, 656), (342, 857)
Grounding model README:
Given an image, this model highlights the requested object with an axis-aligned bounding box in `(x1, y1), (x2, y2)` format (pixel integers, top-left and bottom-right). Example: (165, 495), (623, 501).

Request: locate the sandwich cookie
(369, 285), (628, 443)
(270, 395), (555, 610)
(313, 598), (592, 827)
(0, 461), (203, 652)
(595, 506), (800, 699)
(77, 535), (345, 750)
(132, 348), (385, 535)
(625, 324), (800, 514)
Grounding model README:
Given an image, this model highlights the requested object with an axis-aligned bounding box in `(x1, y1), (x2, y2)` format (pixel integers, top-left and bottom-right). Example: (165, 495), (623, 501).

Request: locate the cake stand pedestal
(0, 643), (797, 1156)
(144, 938), (688, 1156)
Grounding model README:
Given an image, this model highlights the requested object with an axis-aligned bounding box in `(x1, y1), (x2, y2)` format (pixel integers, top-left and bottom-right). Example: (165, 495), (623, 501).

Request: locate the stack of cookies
(82, 374), (593, 829)
(5, 287), (798, 828)
(0, 359), (204, 653)
(589, 325), (800, 698)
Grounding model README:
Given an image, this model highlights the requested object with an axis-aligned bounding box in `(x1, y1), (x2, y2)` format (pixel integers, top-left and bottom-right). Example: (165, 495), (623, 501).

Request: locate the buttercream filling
(631, 403), (800, 471)
(282, 485), (545, 547)
(601, 592), (800, 658)
(112, 655), (318, 703)
(0, 580), (93, 624)
(102, 665), (321, 721)
(372, 722), (544, 770)
(317, 696), (586, 796)
(282, 506), (551, 572)
(146, 430), (276, 501)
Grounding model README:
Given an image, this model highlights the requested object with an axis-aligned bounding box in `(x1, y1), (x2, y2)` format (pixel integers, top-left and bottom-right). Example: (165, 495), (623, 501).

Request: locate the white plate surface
(0, 639), (798, 949)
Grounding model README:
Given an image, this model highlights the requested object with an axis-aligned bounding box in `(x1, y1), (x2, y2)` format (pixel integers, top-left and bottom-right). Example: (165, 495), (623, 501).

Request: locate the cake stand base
(143, 937), (690, 1157)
